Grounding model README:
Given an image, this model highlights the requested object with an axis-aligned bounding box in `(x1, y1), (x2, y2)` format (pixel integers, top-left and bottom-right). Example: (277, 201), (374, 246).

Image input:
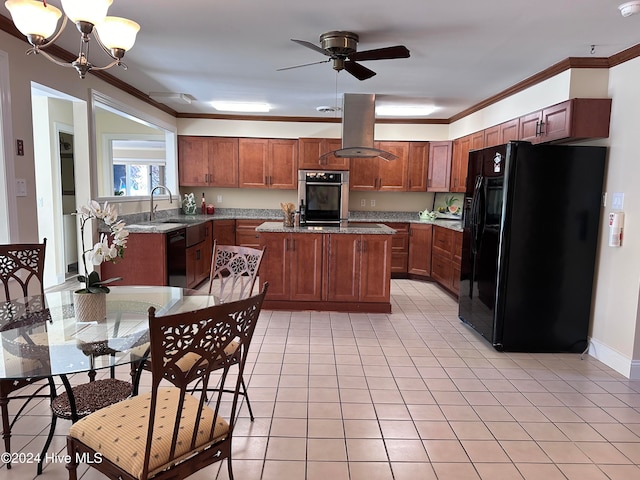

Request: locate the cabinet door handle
(269, 176), (273, 185)
(362, 240), (367, 253)
(285, 238), (289, 250)
(292, 239), (296, 251)
(538, 121), (545, 136)
(408, 179), (412, 188)
(196, 249), (201, 260)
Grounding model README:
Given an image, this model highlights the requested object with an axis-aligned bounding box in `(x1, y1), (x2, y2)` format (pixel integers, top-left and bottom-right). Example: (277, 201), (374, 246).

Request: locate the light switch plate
(612, 192), (624, 210)
(15, 178), (27, 197)
(360, 199), (366, 207)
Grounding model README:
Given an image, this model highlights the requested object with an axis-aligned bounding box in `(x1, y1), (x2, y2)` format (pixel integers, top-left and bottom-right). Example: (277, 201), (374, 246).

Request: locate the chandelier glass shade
(4, 0), (140, 79)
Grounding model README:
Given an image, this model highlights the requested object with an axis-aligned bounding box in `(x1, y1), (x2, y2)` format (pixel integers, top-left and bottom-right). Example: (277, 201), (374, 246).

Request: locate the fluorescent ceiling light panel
(376, 105), (437, 117)
(211, 101), (270, 113)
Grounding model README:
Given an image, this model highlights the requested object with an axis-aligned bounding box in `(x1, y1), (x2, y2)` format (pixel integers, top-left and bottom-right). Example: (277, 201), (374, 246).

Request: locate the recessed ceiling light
(211, 101), (270, 113)
(376, 105), (437, 117)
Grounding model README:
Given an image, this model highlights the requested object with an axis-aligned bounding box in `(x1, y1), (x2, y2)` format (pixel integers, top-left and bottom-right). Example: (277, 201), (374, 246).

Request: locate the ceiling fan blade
(344, 61), (376, 81)
(291, 39), (330, 56)
(350, 45), (410, 61)
(277, 59), (331, 71)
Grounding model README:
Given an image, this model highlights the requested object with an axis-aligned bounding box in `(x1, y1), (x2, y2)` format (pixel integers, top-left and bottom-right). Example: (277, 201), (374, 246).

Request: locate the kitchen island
(256, 222), (396, 313)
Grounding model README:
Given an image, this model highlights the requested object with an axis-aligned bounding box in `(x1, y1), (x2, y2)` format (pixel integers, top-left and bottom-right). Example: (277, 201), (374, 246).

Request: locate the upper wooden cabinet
(349, 141), (409, 191)
(483, 119), (519, 148)
(407, 142), (429, 192)
(238, 138), (298, 189)
(427, 141), (452, 192)
(298, 138), (349, 170)
(178, 136), (239, 187)
(451, 131), (484, 193)
(519, 98), (612, 144)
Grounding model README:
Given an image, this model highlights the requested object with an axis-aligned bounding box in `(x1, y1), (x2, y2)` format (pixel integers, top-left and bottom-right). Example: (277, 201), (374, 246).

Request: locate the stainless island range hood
(323, 93), (397, 161)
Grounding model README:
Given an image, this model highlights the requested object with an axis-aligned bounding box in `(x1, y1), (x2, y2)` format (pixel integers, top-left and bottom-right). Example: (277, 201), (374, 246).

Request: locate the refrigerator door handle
(470, 175), (483, 255)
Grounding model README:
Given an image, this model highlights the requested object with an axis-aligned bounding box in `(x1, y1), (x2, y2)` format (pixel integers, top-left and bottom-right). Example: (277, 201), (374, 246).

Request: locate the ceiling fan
(278, 31), (410, 80)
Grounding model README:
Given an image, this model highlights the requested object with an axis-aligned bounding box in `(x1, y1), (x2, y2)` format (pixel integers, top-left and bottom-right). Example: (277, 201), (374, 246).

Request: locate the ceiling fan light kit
(619, 1), (640, 16)
(4, 0), (139, 79)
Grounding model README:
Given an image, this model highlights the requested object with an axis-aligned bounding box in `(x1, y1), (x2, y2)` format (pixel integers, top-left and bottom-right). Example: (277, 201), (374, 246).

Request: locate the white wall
(588, 57), (640, 378)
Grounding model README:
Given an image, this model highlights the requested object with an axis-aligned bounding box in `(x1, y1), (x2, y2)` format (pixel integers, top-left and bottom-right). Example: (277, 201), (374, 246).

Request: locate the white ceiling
(3, 0), (640, 119)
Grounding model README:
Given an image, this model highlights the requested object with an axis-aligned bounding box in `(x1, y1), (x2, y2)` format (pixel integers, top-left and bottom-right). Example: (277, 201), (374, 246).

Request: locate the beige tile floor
(3, 279), (640, 479)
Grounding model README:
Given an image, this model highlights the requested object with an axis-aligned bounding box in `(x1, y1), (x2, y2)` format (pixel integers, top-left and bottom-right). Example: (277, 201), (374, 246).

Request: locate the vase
(73, 292), (107, 323)
(183, 203), (197, 215)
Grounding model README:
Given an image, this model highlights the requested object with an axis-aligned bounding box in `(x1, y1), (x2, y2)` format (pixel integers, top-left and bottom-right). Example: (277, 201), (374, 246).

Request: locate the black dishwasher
(166, 228), (187, 287)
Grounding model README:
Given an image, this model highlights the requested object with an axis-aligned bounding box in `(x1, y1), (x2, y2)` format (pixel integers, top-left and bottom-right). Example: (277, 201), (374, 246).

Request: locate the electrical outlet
(15, 178), (27, 197)
(370, 199), (375, 207)
(360, 199), (366, 207)
(217, 195), (223, 203)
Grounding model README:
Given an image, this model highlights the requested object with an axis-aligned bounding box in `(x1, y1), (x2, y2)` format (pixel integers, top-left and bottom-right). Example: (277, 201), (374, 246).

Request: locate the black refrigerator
(458, 141), (606, 352)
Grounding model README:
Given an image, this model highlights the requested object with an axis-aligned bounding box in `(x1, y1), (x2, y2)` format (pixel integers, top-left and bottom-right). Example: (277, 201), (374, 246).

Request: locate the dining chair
(207, 241), (265, 420)
(208, 240), (265, 302)
(66, 283), (268, 480)
(0, 239), (57, 470)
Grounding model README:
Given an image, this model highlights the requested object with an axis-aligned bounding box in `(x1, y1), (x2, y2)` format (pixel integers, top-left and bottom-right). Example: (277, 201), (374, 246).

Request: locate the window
(91, 91), (177, 200)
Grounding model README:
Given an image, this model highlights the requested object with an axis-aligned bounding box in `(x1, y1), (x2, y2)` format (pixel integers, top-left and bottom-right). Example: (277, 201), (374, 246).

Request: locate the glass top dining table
(0, 286), (218, 381)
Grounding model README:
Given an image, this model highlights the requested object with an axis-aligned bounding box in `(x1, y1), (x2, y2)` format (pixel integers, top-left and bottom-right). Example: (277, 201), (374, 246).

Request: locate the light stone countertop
(256, 222), (397, 235)
(122, 208), (462, 234)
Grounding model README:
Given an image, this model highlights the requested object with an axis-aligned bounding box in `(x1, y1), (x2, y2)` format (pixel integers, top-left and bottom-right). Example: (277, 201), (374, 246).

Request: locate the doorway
(59, 131), (78, 277)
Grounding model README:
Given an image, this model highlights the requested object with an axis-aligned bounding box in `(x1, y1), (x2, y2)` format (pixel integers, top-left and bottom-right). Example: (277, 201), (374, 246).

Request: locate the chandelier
(4, 0), (140, 79)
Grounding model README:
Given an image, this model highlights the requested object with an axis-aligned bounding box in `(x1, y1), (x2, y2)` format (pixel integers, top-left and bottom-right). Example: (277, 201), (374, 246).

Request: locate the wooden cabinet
(451, 132), (483, 193)
(431, 226), (463, 296)
(483, 125), (500, 148)
(500, 118), (520, 143)
(298, 138), (349, 170)
(483, 119), (519, 148)
(212, 219), (236, 246)
(326, 234), (391, 304)
(101, 233), (167, 286)
(178, 136), (239, 187)
(238, 138), (298, 189)
(407, 223), (433, 276)
(407, 142), (429, 191)
(260, 232), (323, 301)
(235, 220), (263, 248)
(349, 141), (409, 191)
(427, 141), (452, 192)
(519, 98), (612, 144)
(388, 222), (409, 275)
(186, 221), (213, 289)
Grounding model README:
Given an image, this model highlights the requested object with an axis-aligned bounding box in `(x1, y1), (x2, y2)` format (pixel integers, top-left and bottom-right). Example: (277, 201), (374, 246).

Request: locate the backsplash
(433, 193), (463, 219)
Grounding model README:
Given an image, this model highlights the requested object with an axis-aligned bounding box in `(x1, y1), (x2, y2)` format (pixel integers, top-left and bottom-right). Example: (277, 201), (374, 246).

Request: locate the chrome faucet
(150, 185), (173, 221)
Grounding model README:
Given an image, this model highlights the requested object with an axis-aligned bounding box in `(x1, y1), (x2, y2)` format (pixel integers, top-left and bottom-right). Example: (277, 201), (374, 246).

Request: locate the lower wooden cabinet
(101, 233), (167, 286)
(186, 220), (212, 289)
(212, 219), (236, 246)
(235, 220), (263, 248)
(388, 222), (409, 276)
(408, 223), (433, 276)
(259, 232), (323, 301)
(431, 225), (463, 295)
(326, 234), (391, 304)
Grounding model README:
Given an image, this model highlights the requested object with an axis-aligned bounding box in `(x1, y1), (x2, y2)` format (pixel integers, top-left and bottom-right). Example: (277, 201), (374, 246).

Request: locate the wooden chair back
(0, 239), (47, 302)
(208, 240), (265, 302)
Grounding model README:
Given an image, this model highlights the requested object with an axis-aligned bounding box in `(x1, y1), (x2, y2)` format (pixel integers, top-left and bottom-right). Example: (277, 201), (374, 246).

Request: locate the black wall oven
(298, 170), (350, 225)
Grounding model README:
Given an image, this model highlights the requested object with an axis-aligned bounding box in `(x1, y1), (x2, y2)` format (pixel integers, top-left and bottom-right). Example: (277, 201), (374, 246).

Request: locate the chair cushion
(52, 378), (132, 419)
(69, 387), (229, 479)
